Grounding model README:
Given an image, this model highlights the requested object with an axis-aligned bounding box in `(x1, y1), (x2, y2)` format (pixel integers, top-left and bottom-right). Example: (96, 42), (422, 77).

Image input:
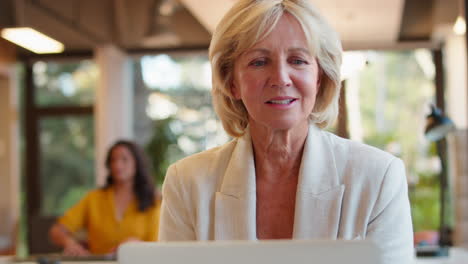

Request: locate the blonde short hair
(209, 0), (343, 137)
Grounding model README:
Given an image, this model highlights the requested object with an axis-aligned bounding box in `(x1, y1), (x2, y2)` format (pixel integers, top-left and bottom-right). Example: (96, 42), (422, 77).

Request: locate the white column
(94, 45), (134, 186)
(444, 33), (468, 247)
(445, 34), (468, 130)
(0, 64), (19, 251)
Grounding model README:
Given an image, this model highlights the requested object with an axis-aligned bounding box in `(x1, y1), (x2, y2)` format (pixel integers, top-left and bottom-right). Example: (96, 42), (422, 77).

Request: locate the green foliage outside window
(136, 54), (229, 186)
(33, 61), (97, 216)
(18, 60), (97, 257)
(352, 50), (445, 232)
(145, 117), (181, 186)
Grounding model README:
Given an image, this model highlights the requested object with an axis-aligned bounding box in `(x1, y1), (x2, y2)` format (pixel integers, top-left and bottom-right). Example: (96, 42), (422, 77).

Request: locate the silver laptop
(118, 240), (382, 264)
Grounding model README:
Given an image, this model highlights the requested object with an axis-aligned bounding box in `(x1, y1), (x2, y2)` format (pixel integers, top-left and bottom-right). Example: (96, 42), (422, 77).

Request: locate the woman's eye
(249, 60), (267, 67)
(290, 58), (308, 65)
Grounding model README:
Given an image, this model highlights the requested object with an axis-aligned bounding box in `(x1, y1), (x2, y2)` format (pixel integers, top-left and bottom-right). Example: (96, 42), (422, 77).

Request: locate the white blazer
(159, 125), (414, 264)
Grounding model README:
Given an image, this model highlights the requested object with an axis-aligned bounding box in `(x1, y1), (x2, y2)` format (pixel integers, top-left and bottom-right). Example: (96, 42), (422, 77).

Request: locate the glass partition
(33, 60), (97, 106)
(39, 116), (95, 216)
(344, 49), (446, 240)
(135, 53), (229, 185)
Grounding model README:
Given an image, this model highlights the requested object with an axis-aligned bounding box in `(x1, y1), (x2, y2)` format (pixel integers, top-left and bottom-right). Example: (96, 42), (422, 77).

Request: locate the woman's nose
(112, 161), (123, 170)
(269, 61), (292, 88)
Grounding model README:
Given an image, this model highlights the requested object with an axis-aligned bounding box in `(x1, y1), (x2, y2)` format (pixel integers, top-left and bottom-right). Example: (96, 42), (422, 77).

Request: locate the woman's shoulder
(164, 139), (238, 189)
(320, 130), (404, 182)
(180, 138), (236, 160)
(80, 187), (111, 202)
(320, 130), (406, 194)
(322, 130), (397, 165)
(59, 188), (110, 218)
(169, 139), (237, 174)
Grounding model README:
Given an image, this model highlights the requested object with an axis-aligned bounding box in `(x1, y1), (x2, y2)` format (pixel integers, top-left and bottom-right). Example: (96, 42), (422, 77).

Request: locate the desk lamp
(425, 106), (456, 141)
(420, 105), (455, 257)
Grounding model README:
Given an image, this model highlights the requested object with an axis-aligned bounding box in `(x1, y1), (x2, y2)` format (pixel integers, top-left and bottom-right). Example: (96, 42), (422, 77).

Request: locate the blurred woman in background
(49, 140), (160, 256)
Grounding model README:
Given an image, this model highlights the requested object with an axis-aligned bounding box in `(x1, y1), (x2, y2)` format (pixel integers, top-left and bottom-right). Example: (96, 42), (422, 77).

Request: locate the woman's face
(232, 13), (320, 132)
(110, 145), (136, 184)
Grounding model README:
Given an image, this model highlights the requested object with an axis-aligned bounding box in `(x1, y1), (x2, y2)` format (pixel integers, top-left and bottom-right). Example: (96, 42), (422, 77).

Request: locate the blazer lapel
(293, 125), (345, 239)
(215, 130), (257, 240)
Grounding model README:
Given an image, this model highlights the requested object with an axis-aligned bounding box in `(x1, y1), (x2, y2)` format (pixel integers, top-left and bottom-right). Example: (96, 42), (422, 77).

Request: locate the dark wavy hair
(104, 140), (155, 212)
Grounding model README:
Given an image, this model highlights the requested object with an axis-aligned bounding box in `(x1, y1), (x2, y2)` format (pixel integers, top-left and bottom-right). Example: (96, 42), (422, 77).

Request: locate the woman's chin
(113, 177), (133, 185)
(254, 119), (309, 133)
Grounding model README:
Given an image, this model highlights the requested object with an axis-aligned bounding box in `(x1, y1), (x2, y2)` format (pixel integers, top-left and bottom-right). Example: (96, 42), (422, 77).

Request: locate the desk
(2, 247), (467, 264)
(0, 256), (116, 264)
(415, 248), (468, 264)
(16, 262), (115, 264)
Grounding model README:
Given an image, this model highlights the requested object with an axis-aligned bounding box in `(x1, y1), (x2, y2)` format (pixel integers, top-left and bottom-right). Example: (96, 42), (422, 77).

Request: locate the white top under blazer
(159, 124), (414, 264)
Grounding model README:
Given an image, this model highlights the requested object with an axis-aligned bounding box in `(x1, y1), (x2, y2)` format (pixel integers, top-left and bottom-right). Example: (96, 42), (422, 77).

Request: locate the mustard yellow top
(58, 187), (161, 255)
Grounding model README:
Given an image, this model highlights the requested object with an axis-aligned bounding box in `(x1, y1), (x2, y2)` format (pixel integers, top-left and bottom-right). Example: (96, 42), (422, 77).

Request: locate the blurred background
(0, 0), (467, 257)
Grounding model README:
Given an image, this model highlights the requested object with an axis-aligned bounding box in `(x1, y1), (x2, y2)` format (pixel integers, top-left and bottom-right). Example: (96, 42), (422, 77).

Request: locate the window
(343, 49), (445, 235)
(134, 53), (229, 185)
(24, 58), (97, 254)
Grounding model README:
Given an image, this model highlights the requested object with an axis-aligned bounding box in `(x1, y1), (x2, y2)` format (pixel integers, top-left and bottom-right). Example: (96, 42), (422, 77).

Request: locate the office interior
(0, 0), (468, 260)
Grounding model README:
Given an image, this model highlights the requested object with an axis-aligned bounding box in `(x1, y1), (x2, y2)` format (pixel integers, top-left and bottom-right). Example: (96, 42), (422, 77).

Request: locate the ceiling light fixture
(0, 27), (64, 54)
(453, 0), (466, 35)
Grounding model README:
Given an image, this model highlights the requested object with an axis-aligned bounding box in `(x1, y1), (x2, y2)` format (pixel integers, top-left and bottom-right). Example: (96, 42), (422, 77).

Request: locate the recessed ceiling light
(453, 16), (466, 36)
(1, 27), (64, 54)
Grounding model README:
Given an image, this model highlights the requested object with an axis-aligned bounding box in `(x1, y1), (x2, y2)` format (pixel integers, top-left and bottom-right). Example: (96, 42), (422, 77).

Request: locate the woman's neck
(112, 181), (135, 221)
(250, 123), (308, 182)
(113, 181), (133, 196)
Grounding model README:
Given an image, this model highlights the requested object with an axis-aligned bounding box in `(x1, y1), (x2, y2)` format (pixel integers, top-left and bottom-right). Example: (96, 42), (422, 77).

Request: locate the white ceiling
(180, 0), (406, 50)
(0, 0), (458, 53)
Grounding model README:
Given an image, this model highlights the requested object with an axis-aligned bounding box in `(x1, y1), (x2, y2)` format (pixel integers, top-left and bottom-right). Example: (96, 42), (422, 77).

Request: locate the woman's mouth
(266, 98), (297, 105)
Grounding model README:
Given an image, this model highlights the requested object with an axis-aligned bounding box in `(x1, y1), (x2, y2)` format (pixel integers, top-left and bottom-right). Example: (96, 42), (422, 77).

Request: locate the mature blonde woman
(159, 0), (413, 263)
